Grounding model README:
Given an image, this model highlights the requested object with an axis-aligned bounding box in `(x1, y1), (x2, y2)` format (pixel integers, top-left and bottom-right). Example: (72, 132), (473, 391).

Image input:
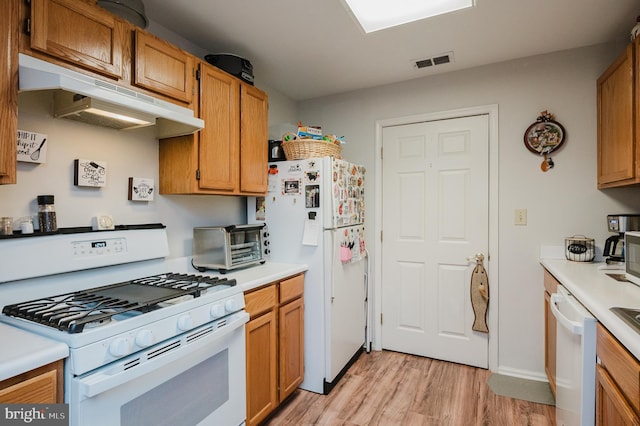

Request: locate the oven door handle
(78, 312), (248, 399)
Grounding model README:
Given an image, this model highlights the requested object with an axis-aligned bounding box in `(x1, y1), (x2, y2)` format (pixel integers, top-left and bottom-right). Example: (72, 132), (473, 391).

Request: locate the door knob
(466, 253), (485, 264)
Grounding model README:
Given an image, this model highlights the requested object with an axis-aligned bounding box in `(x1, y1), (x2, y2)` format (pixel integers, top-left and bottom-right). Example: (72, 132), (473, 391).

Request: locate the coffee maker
(604, 214), (640, 264)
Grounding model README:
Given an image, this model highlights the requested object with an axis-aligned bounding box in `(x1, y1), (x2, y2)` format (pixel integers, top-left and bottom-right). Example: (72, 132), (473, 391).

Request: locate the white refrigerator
(248, 156), (366, 394)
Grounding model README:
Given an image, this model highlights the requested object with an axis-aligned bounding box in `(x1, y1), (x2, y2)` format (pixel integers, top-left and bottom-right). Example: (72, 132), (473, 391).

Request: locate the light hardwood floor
(264, 350), (555, 426)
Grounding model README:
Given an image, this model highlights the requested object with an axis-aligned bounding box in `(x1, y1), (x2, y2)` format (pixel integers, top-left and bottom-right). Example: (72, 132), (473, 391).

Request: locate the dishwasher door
(551, 284), (597, 426)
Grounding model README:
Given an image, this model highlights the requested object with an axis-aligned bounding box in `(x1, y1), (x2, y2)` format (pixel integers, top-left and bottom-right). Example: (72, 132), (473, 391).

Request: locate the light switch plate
(92, 215), (115, 230)
(514, 209), (527, 225)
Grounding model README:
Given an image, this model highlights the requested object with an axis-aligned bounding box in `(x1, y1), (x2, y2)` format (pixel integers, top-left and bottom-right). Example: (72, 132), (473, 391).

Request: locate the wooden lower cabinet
(596, 364), (640, 425)
(543, 269), (558, 396)
(246, 307), (278, 425)
(245, 274), (304, 426)
(0, 360), (63, 403)
(278, 275), (304, 402)
(596, 323), (640, 425)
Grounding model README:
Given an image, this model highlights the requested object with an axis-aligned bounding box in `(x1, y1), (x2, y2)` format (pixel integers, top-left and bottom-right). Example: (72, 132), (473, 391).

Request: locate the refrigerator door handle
(331, 229), (336, 303)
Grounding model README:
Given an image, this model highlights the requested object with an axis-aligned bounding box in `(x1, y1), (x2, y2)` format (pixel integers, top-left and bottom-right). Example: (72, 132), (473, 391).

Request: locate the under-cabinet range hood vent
(19, 54), (204, 138)
(53, 92), (157, 130)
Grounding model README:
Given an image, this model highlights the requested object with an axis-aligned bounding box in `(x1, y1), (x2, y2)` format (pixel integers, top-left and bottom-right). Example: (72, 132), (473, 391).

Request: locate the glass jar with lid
(37, 195), (57, 233)
(0, 217), (12, 235)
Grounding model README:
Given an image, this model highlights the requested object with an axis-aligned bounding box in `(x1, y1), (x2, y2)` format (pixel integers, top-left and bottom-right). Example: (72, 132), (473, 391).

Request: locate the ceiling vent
(413, 52), (454, 69)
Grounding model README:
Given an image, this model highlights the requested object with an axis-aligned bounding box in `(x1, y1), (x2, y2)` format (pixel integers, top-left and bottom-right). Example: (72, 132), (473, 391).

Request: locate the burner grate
(2, 273), (235, 333)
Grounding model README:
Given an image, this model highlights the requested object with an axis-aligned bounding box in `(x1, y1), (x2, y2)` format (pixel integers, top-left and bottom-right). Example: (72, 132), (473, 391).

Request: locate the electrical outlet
(514, 209), (527, 226)
(92, 215), (115, 230)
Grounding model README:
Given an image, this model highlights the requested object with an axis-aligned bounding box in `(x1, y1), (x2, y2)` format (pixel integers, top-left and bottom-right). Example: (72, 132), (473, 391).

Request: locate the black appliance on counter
(205, 54), (254, 85)
(269, 139), (286, 162)
(604, 214), (640, 264)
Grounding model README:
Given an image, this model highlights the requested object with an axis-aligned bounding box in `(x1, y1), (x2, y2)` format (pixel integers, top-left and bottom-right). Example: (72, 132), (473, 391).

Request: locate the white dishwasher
(550, 284), (597, 426)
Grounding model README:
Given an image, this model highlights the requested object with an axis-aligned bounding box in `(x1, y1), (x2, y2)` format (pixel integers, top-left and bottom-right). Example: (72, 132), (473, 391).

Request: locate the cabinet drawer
(245, 284), (277, 318)
(279, 274), (304, 305)
(597, 323), (640, 415)
(543, 269), (559, 295)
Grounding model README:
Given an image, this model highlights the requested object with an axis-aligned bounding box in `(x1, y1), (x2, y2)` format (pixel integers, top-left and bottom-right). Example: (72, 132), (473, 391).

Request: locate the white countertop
(163, 259), (309, 293)
(0, 323), (69, 381)
(541, 258), (640, 360)
(217, 262), (309, 293)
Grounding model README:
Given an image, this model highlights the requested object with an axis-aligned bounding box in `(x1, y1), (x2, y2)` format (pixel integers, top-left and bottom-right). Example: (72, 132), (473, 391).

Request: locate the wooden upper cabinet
(0, 0), (18, 185)
(29, 0), (126, 79)
(198, 62), (240, 191)
(597, 40), (637, 188)
(134, 30), (194, 104)
(158, 61), (269, 196)
(240, 84), (269, 194)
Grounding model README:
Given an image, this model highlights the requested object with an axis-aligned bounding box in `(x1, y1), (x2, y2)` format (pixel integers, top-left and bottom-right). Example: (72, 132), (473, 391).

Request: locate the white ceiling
(143, 0), (639, 101)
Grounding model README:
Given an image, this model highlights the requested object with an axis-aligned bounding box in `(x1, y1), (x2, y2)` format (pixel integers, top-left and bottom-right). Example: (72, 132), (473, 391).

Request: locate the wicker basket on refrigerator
(281, 139), (342, 160)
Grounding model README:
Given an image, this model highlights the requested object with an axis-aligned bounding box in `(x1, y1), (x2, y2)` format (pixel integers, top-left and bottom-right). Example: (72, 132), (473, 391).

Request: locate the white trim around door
(372, 104), (499, 372)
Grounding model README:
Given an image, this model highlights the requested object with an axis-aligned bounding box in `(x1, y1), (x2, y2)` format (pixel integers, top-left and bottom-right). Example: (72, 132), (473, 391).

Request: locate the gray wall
(296, 42), (640, 379)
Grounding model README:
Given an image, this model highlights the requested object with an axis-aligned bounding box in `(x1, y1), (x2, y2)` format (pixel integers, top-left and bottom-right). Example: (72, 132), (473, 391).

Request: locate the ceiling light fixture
(342, 0), (474, 33)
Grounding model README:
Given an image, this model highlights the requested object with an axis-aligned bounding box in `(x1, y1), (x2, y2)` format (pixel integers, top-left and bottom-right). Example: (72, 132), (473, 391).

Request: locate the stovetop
(2, 273), (235, 333)
(0, 269), (245, 375)
(0, 226), (253, 375)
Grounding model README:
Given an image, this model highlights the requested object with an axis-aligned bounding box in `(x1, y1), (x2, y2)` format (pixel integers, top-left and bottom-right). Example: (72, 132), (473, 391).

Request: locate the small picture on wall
(17, 130), (48, 163)
(128, 177), (155, 201)
(74, 159), (107, 187)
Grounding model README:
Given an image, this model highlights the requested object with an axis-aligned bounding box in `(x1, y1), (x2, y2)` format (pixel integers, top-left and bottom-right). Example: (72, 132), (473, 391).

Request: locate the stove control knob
(211, 304), (225, 318)
(109, 337), (130, 357)
(177, 314), (194, 331)
(135, 330), (154, 348)
(225, 299), (238, 313)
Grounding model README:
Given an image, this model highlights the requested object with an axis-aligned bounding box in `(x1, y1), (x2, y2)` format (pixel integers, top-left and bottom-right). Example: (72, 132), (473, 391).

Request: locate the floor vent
(414, 52), (454, 69)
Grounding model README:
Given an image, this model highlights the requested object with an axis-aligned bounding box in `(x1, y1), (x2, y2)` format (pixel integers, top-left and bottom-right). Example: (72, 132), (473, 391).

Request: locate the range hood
(18, 53), (204, 138)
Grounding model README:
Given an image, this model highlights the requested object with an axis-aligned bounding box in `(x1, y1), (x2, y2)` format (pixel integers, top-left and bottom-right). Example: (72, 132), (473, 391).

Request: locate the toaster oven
(192, 224), (270, 273)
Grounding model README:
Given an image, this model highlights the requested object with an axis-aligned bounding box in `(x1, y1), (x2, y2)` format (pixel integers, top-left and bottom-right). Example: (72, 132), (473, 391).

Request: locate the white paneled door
(381, 114), (490, 368)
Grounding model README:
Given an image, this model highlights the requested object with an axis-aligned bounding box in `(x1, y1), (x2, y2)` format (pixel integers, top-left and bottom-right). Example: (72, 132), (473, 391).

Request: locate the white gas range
(0, 225), (248, 426)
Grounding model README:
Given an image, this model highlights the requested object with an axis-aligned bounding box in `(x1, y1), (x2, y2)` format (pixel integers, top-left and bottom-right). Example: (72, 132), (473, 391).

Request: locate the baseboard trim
(323, 347), (364, 394)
